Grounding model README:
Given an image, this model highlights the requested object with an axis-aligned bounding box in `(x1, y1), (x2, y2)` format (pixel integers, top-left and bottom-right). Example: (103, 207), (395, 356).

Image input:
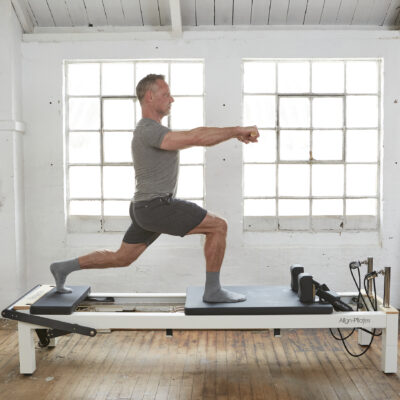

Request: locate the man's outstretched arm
(160, 126), (259, 151)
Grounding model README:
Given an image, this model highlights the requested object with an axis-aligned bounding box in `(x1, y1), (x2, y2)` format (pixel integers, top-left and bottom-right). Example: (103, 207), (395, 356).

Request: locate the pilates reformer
(2, 258), (398, 375)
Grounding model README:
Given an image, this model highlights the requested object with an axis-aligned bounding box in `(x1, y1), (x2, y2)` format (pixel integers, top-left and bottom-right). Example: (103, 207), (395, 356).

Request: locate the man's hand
(236, 126), (260, 144)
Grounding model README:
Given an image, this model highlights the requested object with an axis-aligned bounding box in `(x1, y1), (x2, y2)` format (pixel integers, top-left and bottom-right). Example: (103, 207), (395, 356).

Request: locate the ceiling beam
(169, 0), (182, 37)
(11, 0), (34, 33)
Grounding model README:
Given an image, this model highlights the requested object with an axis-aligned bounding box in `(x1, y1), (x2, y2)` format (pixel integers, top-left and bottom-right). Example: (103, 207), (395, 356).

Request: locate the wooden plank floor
(0, 319), (400, 400)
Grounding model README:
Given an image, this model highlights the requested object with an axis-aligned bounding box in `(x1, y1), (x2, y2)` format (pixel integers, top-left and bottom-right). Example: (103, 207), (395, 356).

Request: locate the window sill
(244, 216), (378, 232)
(243, 229), (380, 248)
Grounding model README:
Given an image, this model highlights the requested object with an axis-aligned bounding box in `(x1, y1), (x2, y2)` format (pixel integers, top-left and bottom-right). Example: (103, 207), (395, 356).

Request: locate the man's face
(150, 79), (174, 117)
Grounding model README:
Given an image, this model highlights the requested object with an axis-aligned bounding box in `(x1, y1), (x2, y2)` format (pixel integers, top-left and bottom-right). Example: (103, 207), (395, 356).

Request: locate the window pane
(180, 147), (204, 164)
(243, 130), (276, 162)
(346, 199), (377, 215)
(312, 61), (344, 93)
(135, 62), (169, 84)
(190, 200), (204, 207)
(102, 63), (134, 95)
(69, 132), (100, 164)
(170, 97), (203, 129)
(312, 130), (343, 161)
(161, 115), (168, 126)
(67, 63), (100, 95)
(104, 200), (130, 216)
(69, 98), (100, 130)
(346, 96), (378, 128)
(104, 132), (133, 163)
(346, 165), (377, 196)
(244, 165), (276, 196)
(243, 62), (276, 93)
(312, 165), (344, 196)
(69, 166), (101, 198)
(312, 199), (343, 215)
(103, 166), (135, 199)
(176, 166), (203, 198)
(312, 97), (343, 128)
(278, 165), (310, 196)
(244, 199), (276, 216)
(279, 98), (310, 128)
(170, 63), (203, 95)
(278, 62), (310, 93)
(70, 200), (101, 216)
(103, 99), (135, 130)
(280, 130), (309, 161)
(243, 96), (276, 127)
(279, 199), (309, 216)
(346, 61), (379, 94)
(346, 130), (378, 162)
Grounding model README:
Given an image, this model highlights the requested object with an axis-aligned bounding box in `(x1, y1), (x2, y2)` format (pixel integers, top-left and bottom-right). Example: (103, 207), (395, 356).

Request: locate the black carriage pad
(30, 286), (91, 315)
(184, 286), (333, 315)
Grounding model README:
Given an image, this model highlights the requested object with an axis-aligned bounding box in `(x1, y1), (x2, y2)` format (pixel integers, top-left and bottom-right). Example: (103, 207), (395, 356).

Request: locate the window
(65, 60), (204, 232)
(243, 59), (381, 231)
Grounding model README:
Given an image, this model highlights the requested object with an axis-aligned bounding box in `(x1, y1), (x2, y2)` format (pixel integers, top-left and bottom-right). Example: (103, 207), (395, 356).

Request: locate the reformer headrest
(297, 273), (315, 304)
(290, 264), (304, 293)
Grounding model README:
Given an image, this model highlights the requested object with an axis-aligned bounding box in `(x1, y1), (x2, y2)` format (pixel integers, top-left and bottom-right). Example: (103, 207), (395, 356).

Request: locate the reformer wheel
(38, 337), (50, 348)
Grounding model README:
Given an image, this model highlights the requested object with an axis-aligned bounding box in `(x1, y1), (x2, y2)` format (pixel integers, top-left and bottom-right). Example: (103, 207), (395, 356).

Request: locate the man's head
(136, 74), (174, 120)
(136, 74), (165, 103)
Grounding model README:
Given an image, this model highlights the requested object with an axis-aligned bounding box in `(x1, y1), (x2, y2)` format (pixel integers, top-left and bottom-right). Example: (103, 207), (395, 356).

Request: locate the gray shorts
(122, 194), (207, 246)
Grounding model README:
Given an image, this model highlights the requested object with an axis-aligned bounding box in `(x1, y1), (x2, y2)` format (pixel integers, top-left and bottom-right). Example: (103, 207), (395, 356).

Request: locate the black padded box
(30, 286), (91, 315)
(185, 285), (333, 315)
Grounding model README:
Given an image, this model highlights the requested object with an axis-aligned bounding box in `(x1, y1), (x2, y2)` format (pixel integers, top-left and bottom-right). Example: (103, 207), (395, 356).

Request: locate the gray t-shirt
(132, 118), (179, 202)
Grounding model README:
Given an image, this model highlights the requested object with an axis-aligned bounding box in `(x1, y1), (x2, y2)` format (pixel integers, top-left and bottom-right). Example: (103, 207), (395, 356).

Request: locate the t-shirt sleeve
(142, 121), (170, 149)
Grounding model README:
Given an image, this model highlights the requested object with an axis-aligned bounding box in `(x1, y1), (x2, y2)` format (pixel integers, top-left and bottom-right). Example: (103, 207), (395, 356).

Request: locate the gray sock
(50, 258), (81, 293)
(203, 271), (246, 303)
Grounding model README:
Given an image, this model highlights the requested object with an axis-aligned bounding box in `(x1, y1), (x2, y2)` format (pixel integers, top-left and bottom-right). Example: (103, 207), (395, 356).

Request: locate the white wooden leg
(17, 322), (36, 374)
(381, 313), (398, 373)
(358, 328), (372, 346)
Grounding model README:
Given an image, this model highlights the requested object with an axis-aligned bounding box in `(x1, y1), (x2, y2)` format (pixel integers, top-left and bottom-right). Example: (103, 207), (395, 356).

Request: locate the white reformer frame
(7, 288), (399, 375)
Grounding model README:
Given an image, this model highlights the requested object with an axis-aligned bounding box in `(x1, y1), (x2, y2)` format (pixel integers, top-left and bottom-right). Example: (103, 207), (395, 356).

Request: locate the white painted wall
(0, 2), (25, 310)
(5, 29), (400, 309)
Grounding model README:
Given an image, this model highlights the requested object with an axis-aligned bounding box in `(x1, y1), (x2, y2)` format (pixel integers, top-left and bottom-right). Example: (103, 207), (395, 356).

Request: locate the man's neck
(141, 108), (162, 124)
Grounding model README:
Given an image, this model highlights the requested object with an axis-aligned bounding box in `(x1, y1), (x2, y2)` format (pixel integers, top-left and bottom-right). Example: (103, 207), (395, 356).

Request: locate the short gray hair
(136, 74), (165, 103)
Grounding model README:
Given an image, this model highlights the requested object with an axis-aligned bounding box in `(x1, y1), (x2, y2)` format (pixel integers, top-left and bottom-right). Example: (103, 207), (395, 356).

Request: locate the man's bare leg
(187, 213), (246, 303)
(188, 213), (226, 273)
(50, 242), (147, 293)
(78, 242), (147, 269)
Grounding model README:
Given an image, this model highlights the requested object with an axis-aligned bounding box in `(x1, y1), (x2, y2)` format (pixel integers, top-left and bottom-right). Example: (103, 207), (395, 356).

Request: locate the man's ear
(144, 90), (151, 102)
(143, 89), (153, 104)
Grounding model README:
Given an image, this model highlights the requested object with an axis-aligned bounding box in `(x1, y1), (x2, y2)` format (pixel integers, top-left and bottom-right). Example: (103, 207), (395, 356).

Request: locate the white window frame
(242, 58), (382, 232)
(64, 59), (205, 233)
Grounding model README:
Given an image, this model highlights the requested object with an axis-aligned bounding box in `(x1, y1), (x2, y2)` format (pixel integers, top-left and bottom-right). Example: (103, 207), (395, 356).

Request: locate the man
(51, 74), (259, 303)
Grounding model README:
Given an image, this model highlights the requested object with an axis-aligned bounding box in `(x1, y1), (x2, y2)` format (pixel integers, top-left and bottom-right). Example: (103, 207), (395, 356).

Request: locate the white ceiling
(12, 0), (400, 34)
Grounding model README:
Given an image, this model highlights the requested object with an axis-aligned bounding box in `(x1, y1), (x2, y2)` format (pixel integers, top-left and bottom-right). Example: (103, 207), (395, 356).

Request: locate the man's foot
(50, 258), (80, 293)
(203, 288), (247, 303)
(203, 271), (246, 303)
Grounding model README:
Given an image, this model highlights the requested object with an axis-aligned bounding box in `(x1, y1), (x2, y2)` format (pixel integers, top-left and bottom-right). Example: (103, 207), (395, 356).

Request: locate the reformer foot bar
(2, 284), (398, 375)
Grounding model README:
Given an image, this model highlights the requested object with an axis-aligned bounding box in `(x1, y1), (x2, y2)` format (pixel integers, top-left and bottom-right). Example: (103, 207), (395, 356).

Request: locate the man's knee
(114, 255), (132, 267)
(215, 217), (228, 236)
(114, 242), (147, 267)
(114, 247), (142, 267)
